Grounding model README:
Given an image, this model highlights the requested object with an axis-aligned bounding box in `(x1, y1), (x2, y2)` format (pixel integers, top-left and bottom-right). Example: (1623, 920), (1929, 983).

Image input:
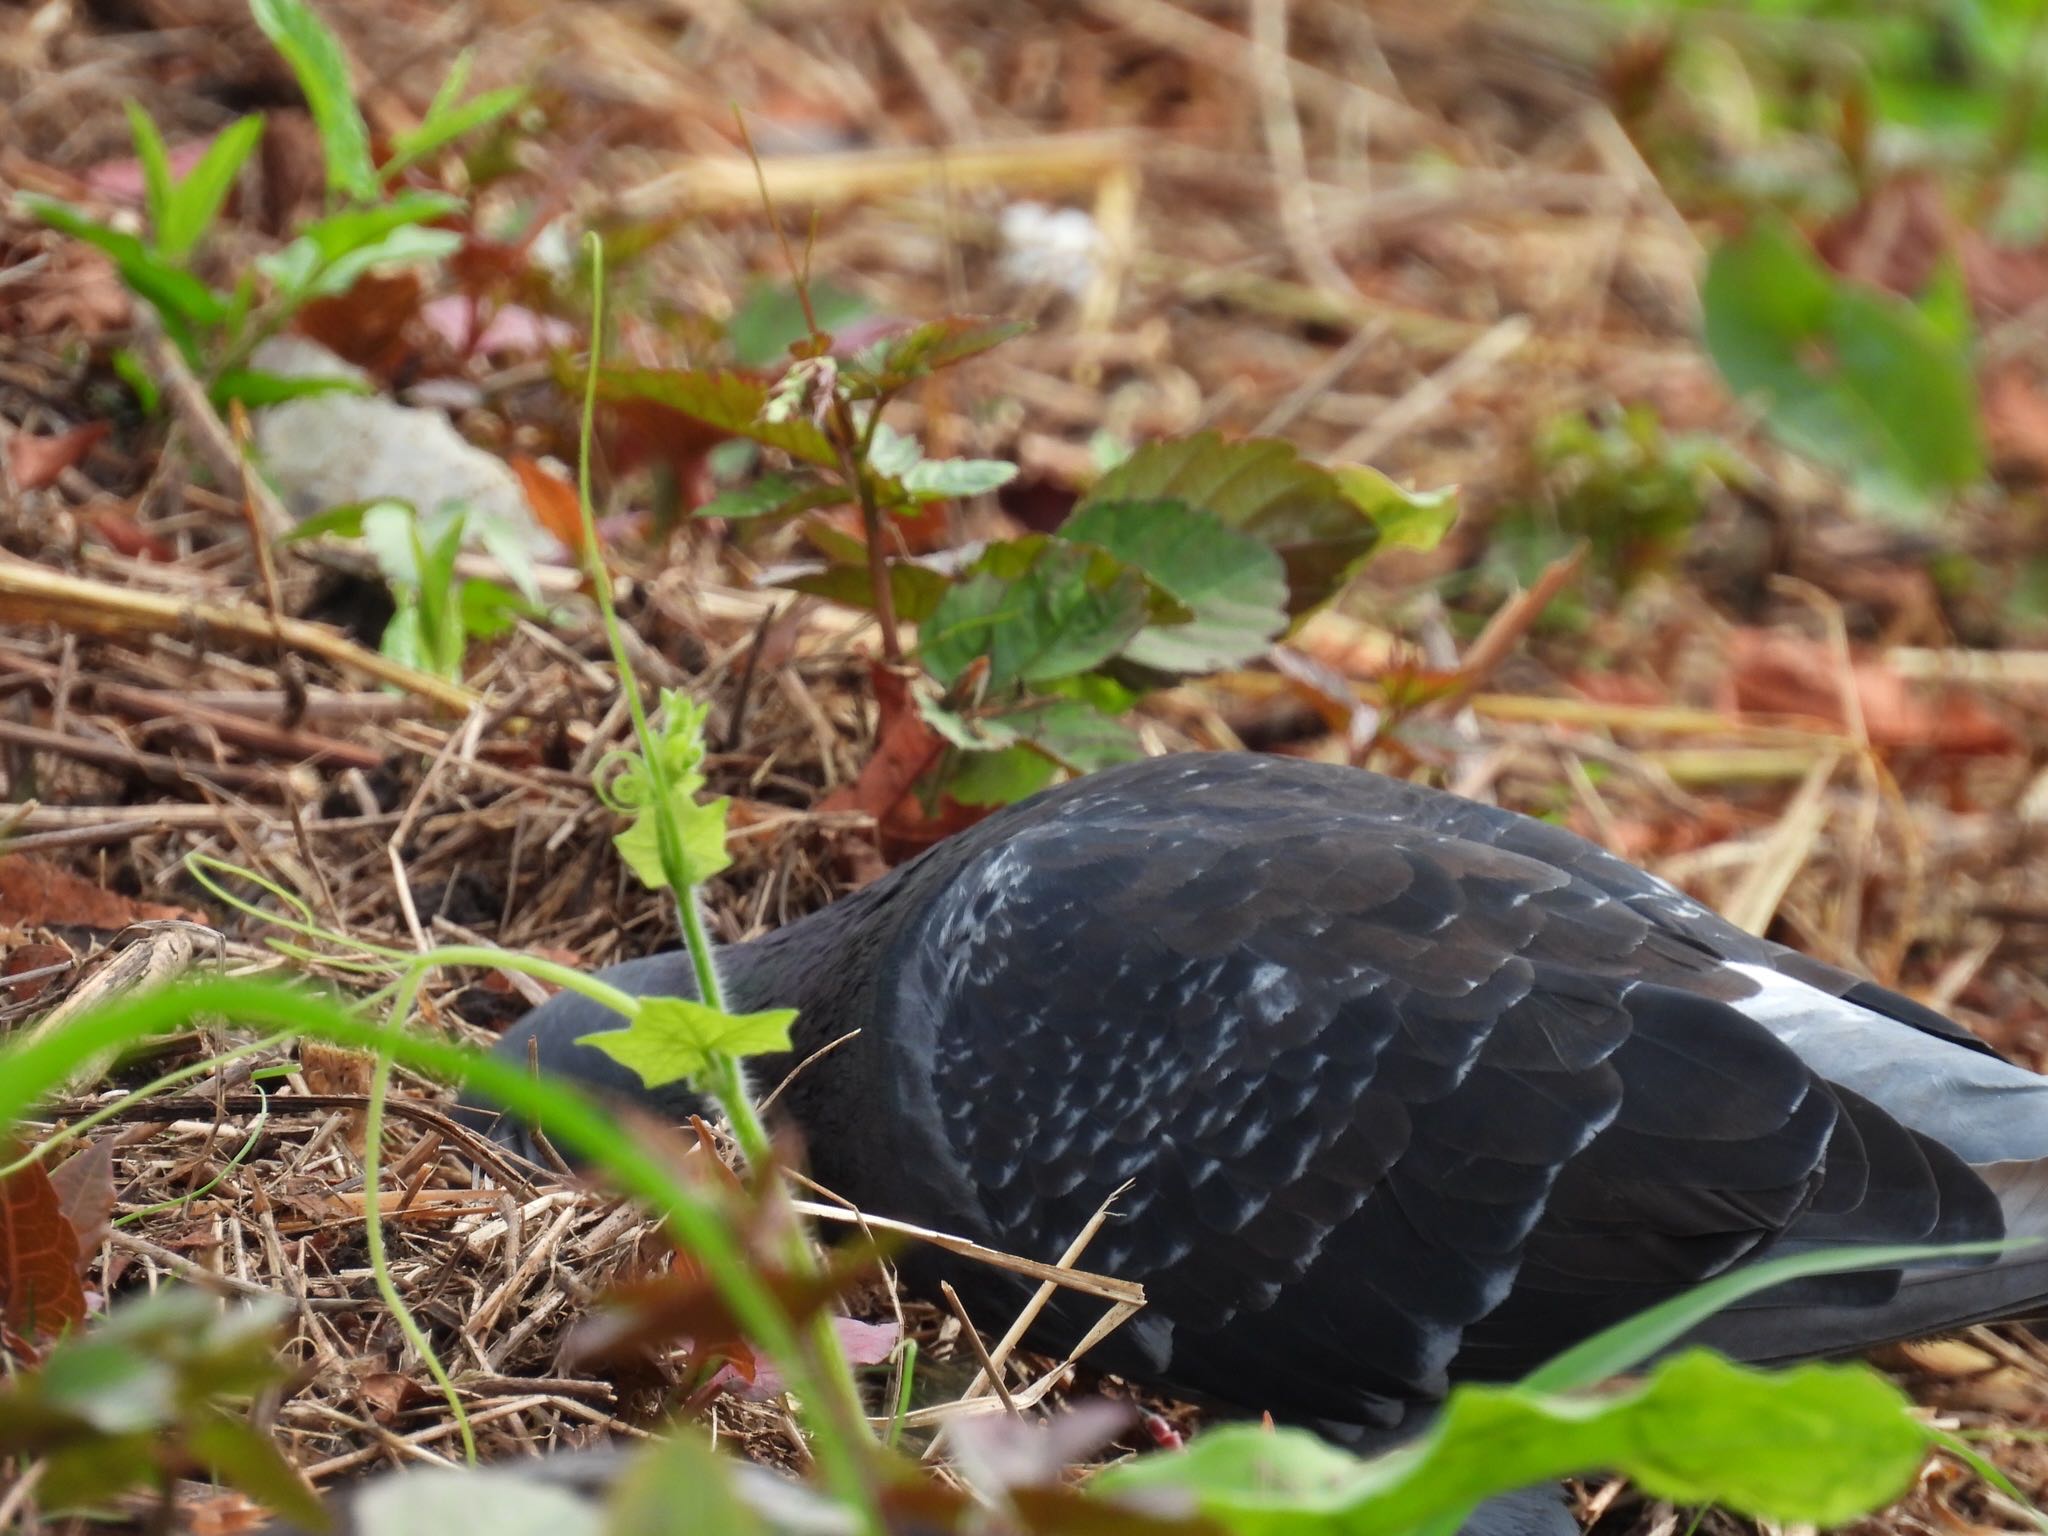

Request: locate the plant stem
(831, 400), (901, 662)
(577, 234), (883, 1505)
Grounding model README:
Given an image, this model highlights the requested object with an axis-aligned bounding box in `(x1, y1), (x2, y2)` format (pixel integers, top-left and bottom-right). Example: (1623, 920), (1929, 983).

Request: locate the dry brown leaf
(0, 1144), (87, 1340)
(1728, 629), (2017, 754)
(511, 454), (589, 555)
(10, 421), (110, 490)
(0, 854), (200, 929)
(47, 1139), (116, 1263)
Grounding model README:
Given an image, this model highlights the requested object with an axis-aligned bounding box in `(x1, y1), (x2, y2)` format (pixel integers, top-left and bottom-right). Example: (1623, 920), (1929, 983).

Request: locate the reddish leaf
(818, 662), (947, 821)
(1814, 174), (2048, 317)
(1728, 630), (2017, 754)
(81, 502), (175, 562)
(48, 1140), (116, 1264)
(511, 454), (589, 556)
(0, 1147), (88, 1339)
(10, 422), (110, 491)
(5, 941), (73, 1002)
(1983, 365), (2048, 484)
(356, 1369), (429, 1422)
(707, 1315), (901, 1400)
(294, 269), (424, 377)
(0, 854), (200, 929)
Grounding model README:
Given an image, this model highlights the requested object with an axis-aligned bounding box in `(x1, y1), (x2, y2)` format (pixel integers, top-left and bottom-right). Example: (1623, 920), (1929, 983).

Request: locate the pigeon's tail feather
(1695, 1159), (2048, 1365)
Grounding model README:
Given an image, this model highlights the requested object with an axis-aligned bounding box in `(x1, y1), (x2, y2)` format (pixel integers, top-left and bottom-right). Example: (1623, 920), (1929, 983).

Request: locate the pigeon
(472, 751), (2048, 1445)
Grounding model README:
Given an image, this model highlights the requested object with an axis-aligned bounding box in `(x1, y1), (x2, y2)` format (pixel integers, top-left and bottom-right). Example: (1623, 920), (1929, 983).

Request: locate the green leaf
(940, 743), (1059, 806)
(211, 369), (369, 409)
(865, 420), (924, 478)
(111, 348), (161, 415)
(354, 1466), (602, 1536)
(1005, 696), (1142, 771)
(1098, 1350), (1927, 1536)
(728, 279), (868, 370)
(697, 471), (845, 522)
(161, 115), (264, 263)
(1331, 465), (1459, 552)
(380, 601), (428, 674)
(781, 558), (952, 624)
(259, 194), (462, 300)
(1703, 217), (1982, 522)
(614, 796), (731, 893)
(186, 1415), (327, 1531)
(383, 52), (525, 180)
(1061, 498), (1287, 672)
(123, 103), (175, 251)
(577, 996), (797, 1089)
(282, 500), (374, 542)
(458, 578), (530, 641)
(305, 224), (462, 299)
(305, 192), (462, 258)
(32, 1336), (179, 1435)
(920, 536), (1151, 690)
(898, 456), (1019, 501)
(250, 0), (378, 201)
(605, 1433), (774, 1536)
(842, 316), (1030, 398)
(1081, 432), (1391, 616)
(597, 367), (840, 468)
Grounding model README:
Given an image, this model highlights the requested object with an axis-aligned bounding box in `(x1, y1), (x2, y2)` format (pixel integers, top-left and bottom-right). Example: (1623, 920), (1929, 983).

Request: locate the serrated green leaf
(781, 559), (951, 624)
(1098, 1349), (1926, 1536)
(1008, 696), (1142, 771)
(865, 420), (924, 478)
(1082, 432), (1390, 616)
(597, 367), (840, 468)
(843, 316), (1030, 398)
(578, 996), (796, 1089)
(940, 744), (1059, 806)
(898, 456), (1018, 500)
(1061, 498), (1287, 672)
(697, 471), (845, 522)
(250, 0), (378, 201)
(162, 115), (264, 263)
(614, 794), (731, 893)
(920, 536), (1150, 690)
(1703, 217), (1981, 522)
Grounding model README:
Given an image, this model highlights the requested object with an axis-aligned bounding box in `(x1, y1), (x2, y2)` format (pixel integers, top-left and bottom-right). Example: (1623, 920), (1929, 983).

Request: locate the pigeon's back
(840, 753), (2048, 1430)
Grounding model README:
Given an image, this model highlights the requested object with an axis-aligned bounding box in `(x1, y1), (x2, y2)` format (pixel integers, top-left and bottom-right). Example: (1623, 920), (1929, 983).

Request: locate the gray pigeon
(474, 752), (2048, 1450)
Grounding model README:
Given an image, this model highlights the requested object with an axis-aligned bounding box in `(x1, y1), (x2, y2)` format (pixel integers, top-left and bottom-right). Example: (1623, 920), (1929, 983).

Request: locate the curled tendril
(594, 747), (653, 814)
